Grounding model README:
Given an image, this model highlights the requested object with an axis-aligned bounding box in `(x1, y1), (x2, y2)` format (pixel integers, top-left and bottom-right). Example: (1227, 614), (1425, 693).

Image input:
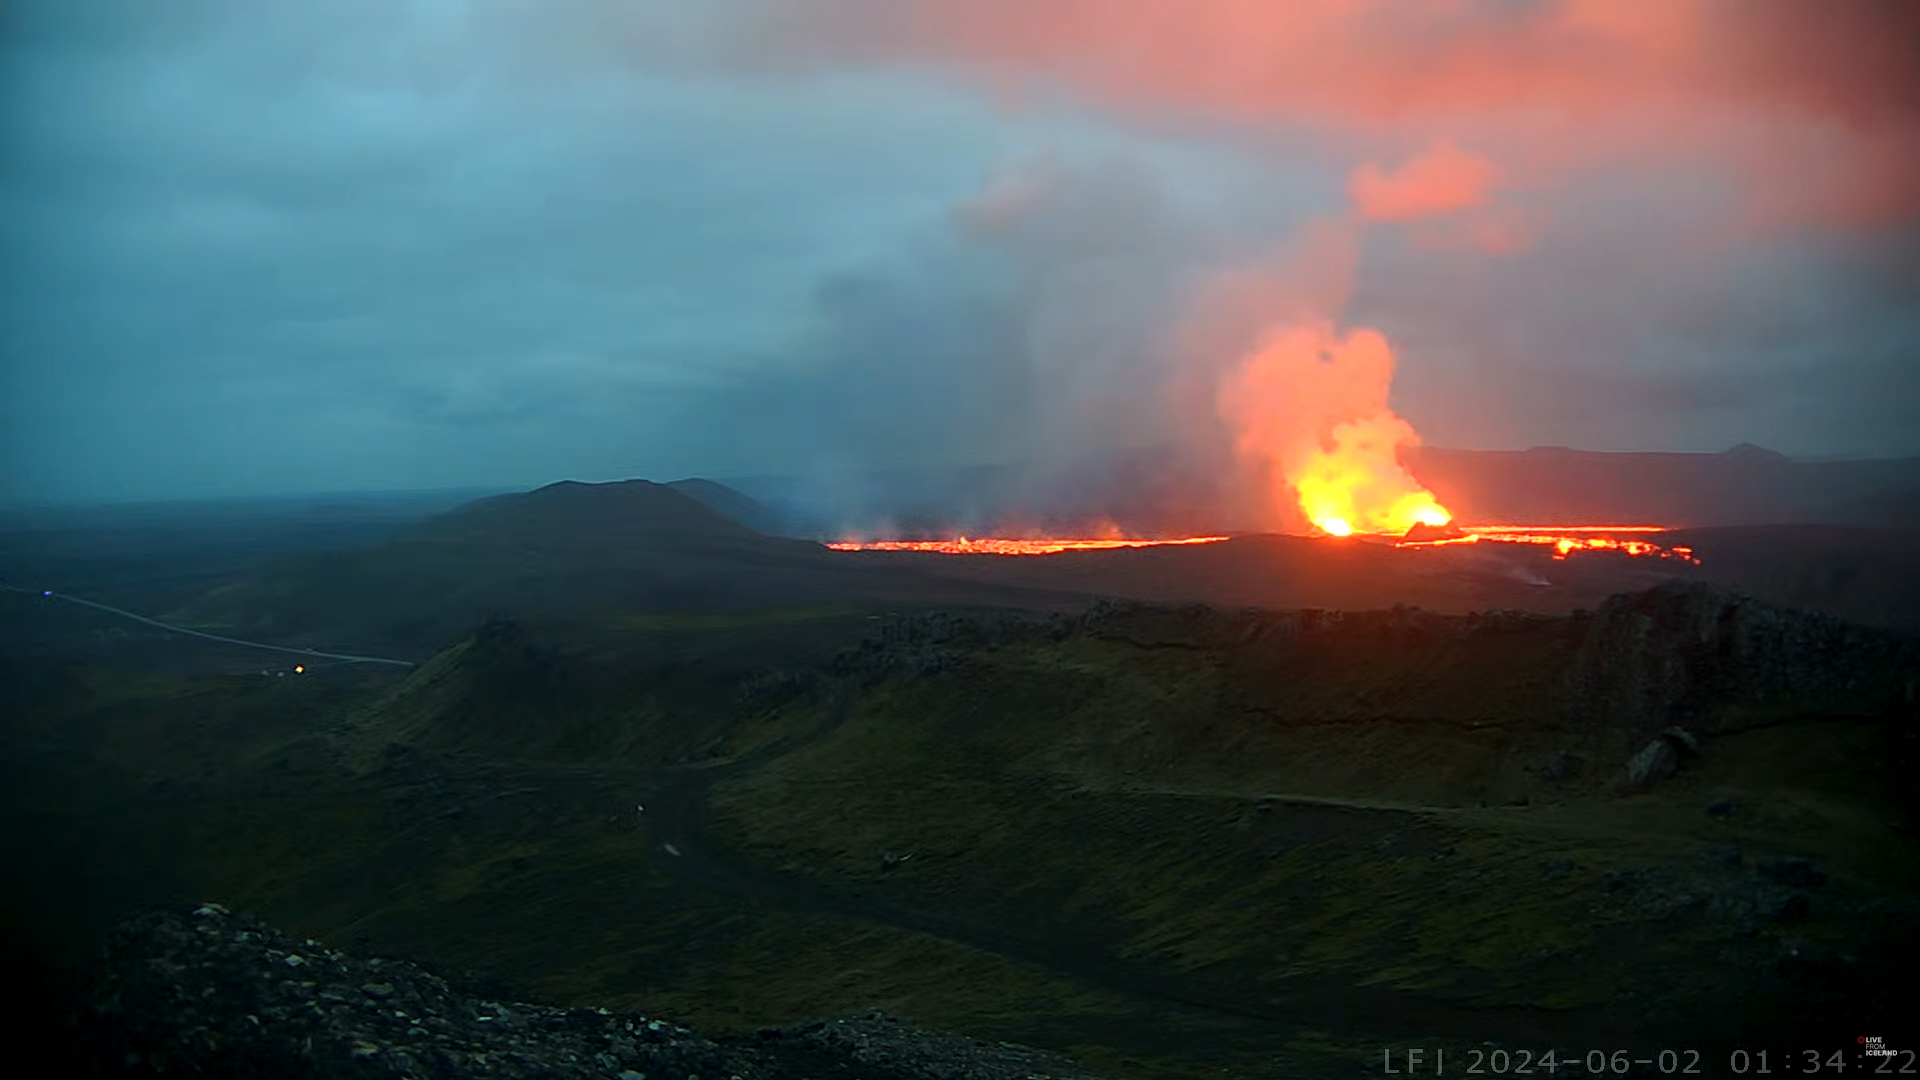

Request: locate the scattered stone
(1704, 798), (1737, 817)
(1542, 858), (1575, 883)
(1758, 857), (1828, 888)
(1625, 739), (1679, 790)
(70, 905), (1111, 1079)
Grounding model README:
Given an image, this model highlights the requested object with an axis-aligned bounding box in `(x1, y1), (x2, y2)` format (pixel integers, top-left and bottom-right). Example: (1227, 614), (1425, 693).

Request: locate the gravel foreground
(69, 904), (1113, 1080)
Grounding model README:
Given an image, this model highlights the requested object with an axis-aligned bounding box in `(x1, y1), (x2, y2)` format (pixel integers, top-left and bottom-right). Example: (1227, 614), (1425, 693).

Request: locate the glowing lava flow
(1396, 524), (1699, 563)
(826, 536), (1230, 556)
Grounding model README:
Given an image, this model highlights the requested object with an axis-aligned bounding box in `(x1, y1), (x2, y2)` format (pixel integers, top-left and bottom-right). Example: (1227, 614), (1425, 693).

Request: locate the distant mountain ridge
(160, 455), (1920, 661)
(410, 479), (780, 551)
(715, 445), (1920, 538)
(174, 479), (1073, 653)
(1403, 444), (1920, 527)
(664, 478), (792, 537)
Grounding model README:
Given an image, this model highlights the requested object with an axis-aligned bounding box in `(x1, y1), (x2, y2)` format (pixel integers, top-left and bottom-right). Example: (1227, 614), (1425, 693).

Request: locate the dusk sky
(3, 0), (1916, 505)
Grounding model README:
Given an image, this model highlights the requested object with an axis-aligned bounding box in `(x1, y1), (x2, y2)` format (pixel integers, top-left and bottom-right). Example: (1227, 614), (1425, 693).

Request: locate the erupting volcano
(829, 312), (1703, 564)
(1218, 319), (1452, 538)
(831, 284), (1701, 564)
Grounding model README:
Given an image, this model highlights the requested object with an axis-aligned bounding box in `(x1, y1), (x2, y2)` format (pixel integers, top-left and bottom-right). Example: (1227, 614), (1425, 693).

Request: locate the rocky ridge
(828, 584), (1917, 736)
(1567, 581), (1917, 737)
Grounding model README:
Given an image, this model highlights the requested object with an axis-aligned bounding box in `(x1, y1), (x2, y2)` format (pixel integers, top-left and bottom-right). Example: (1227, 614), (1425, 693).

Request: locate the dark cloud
(1, 0), (1914, 512)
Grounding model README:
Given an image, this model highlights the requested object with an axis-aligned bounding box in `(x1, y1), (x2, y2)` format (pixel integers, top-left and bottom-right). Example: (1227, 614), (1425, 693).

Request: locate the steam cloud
(15, 1), (1910, 506)
(718, 0), (1919, 535)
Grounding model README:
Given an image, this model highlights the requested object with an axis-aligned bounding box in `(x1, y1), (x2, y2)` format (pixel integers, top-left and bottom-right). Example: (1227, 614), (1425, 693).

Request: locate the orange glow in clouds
(1348, 140), (1498, 224)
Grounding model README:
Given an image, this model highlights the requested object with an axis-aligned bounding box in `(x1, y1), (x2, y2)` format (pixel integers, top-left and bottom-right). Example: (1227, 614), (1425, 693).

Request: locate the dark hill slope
(665, 478), (791, 536)
(413, 479), (774, 550)
(1661, 524), (1920, 630)
(177, 480), (1074, 655)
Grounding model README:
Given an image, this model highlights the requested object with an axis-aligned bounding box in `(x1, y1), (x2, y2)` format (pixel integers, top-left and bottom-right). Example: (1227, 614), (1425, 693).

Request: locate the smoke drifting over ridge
(715, 0), (1920, 535)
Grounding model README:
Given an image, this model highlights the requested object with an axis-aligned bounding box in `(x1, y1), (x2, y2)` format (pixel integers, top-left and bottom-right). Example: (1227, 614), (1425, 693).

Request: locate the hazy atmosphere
(7, 6), (1920, 1074)
(3, 0), (1917, 507)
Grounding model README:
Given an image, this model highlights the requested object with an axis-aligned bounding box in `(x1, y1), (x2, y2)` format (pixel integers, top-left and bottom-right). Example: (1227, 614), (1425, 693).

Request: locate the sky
(2, 0), (1916, 508)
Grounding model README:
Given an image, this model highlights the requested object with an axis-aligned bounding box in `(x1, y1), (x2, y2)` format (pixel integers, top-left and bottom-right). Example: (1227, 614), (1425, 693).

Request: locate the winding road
(0, 582), (417, 667)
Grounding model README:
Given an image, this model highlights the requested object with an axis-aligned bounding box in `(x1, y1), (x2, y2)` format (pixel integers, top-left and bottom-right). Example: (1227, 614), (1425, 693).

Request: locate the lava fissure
(1394, 524), (1698, 562)
(828, 525), (1697, 562)
(826, 536), (1231, 556)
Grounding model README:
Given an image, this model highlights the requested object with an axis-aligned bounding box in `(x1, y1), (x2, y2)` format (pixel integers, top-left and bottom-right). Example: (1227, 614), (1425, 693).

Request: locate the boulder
(1660, 726), (1700, 755)
(1626, 738), (1680, 790)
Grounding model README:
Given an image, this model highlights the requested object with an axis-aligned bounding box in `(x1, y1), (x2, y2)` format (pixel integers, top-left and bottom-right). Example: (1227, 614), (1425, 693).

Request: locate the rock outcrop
(1568, 581), (1917, 736)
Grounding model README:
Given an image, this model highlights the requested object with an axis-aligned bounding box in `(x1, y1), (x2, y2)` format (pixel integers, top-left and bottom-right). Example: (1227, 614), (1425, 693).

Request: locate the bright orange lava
(1396, 525), (1698, 563)
(830, 521), (1697, 564)
(826, 536), (1231, 556)
(831, 524), (1696, 563)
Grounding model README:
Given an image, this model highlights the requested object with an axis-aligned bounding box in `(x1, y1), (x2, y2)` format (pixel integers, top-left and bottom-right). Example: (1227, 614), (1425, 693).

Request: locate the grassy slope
(705, 612), (1919, 1047)
(3, 598), (1915, 1078)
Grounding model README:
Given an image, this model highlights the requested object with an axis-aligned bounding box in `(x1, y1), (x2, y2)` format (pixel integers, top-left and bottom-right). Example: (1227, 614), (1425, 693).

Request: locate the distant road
(0, 582), (417, 668)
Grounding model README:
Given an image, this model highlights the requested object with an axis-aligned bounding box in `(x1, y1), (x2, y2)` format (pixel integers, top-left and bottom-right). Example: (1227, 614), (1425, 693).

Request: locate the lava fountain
(829, 317), (1697, 563)
(1217, 320), (1451, 537)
